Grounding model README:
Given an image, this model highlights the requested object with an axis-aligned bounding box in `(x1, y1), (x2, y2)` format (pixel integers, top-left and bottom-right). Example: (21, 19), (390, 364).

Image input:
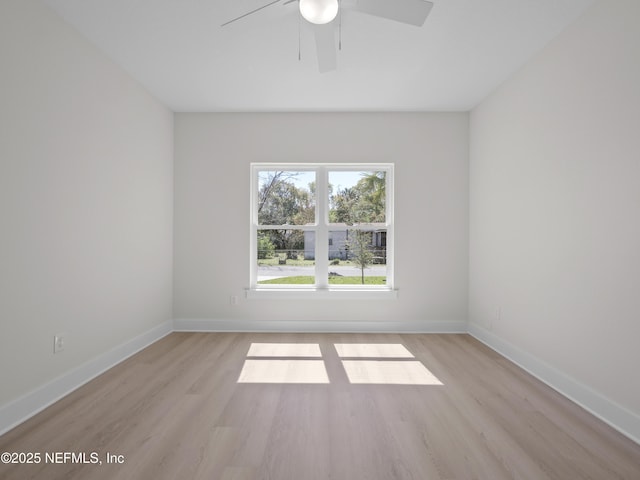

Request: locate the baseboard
(0, 320), (173, 437)
(173, 318), (467, 333)
(467, 322), (640, 446)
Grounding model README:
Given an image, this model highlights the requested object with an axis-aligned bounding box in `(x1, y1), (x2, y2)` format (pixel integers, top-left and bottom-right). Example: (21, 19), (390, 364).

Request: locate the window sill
(245, 288), (399, 300)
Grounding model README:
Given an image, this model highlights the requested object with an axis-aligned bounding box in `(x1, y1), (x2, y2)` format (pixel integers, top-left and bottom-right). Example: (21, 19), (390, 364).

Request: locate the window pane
(328, 171), (386, 224)
(258, 171), (315, 226)
(257, 229), (315, 285)
(327, 229), (386, 285)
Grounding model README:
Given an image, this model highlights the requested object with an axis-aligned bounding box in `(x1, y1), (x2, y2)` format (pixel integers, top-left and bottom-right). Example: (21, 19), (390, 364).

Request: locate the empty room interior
(1, 0), (639, 478)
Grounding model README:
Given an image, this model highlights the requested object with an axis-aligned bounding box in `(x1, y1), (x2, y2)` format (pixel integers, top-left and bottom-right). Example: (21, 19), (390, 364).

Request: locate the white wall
(469, 0), (640, 428)
(174, 113), (469, 330)
(0, 0), (173, 409)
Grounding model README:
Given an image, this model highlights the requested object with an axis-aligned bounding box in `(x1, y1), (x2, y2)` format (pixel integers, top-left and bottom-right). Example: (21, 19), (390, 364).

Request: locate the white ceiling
(42, 0), (595, 112)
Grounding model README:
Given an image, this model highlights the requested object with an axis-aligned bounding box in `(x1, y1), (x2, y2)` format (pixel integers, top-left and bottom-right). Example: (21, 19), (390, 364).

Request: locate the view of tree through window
(329, 171), (386, 224)
(258, 171), (315, 226)
(253, 166), (392, 289)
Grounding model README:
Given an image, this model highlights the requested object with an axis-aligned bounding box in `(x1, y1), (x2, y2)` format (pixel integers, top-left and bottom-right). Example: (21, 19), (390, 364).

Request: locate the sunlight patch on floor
(237, 360), (330, 383)
(334, 343), (415, 358)
(341, 360), (443, 385)
(246, 343), (322, 357)
(237, 342), (442, 385)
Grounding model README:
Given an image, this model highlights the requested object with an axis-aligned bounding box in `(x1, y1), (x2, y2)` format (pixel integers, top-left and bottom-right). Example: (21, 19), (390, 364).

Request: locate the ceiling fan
(221, 0), (434, 73)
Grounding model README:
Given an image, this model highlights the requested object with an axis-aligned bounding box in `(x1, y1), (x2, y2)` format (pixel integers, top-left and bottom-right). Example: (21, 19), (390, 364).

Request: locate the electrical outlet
(54, 334), (65, 354)
(230, 295), (239, 306)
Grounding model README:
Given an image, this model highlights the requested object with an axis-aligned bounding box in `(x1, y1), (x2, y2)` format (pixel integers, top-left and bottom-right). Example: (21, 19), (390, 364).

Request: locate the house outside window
(250, 163), (394, 295)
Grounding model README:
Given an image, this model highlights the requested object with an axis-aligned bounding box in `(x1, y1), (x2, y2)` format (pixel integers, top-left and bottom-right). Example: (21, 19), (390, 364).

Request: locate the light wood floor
(1, 333), (639, 479)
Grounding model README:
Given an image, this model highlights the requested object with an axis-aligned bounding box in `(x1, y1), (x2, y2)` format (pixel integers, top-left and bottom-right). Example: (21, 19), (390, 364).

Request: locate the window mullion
(385, 168), (394, 289)
(315, 166), (329, 288)
(250, 166), (258, 288)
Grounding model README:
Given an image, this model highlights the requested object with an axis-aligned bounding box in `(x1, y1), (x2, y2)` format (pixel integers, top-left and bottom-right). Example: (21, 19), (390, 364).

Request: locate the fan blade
(221, 0), (282, 27)
(353, 0), (433, 27)
(313, 24), (336, 73)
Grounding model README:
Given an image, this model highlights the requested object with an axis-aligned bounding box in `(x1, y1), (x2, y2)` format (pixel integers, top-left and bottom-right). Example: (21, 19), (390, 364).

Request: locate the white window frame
(248, 163), (397, 299)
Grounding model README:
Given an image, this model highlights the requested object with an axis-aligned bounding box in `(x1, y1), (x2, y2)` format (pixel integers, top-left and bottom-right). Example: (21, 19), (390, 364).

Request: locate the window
(250, 164), (394, 296)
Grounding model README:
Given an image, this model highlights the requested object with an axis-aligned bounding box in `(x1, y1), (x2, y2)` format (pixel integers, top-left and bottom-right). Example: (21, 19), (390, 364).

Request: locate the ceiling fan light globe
(299, 0), (339, 25)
